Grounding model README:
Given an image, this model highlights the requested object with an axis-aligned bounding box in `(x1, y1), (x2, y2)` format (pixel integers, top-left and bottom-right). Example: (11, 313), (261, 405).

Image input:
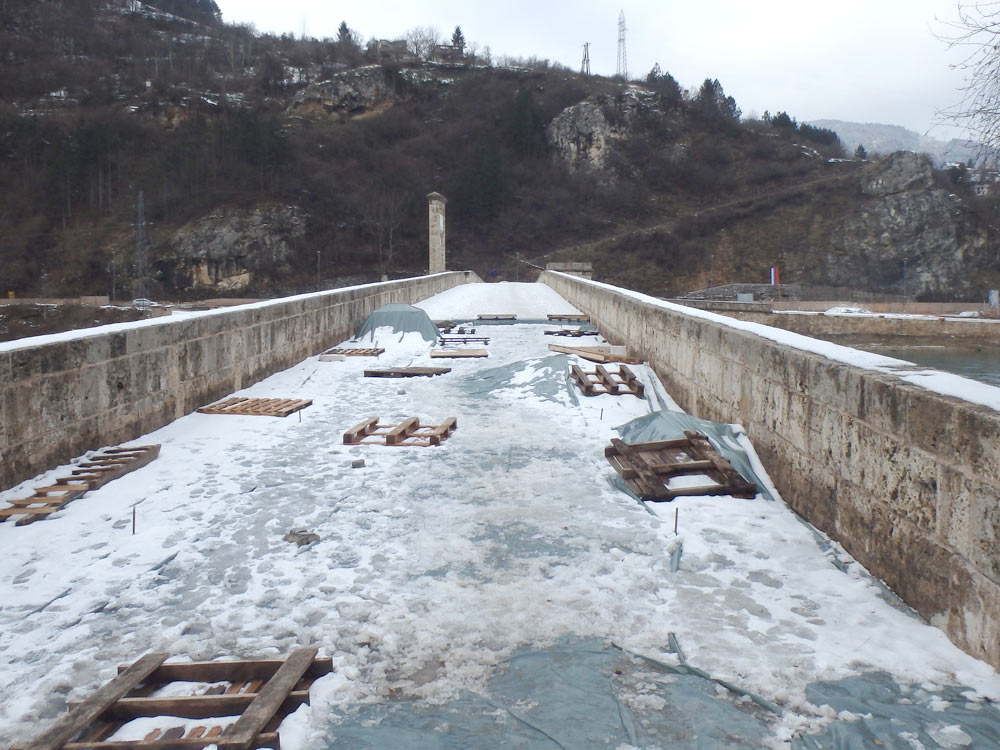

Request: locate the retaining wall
(1, 272), (477, 490)
(542, 271), (1000, 669)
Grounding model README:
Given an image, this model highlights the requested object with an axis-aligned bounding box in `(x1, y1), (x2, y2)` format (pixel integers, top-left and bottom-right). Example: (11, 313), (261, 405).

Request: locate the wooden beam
(60, 734), (279, 749)
(74, 691), (311, 721)
(25, 653), (169, 750)
(343, 417), (379, 444)
(218, 649), (317, 749)
(385, 417), (420, 446)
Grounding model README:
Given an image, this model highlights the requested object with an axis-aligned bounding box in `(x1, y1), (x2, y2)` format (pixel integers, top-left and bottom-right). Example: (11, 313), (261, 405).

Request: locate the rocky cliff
(158, 204), (306, 292)
(792, 153), (991, 298)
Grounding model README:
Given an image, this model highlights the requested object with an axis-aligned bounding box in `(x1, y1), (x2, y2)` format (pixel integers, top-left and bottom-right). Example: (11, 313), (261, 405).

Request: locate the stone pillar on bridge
(427, 192), (447, 274)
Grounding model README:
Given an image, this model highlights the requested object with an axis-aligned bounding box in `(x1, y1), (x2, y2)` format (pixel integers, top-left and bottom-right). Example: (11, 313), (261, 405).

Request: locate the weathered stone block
(906, 387), (958, 459)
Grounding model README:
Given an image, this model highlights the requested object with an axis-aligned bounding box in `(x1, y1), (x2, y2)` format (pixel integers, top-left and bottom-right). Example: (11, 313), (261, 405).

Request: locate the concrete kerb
(540, 270), (1000, 670)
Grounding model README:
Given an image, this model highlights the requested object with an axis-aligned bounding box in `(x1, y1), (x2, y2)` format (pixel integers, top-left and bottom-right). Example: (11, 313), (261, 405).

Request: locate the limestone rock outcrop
(161, 204), (306, 291)
(288, 65), (394, 118)
(547, 86), (660, 174)
(784, 153), (988, 298)
(862, 151), (934, 196)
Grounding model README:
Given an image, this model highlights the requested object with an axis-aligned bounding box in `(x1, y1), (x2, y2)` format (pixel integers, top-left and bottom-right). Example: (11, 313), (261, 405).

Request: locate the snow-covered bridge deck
(2, 283), (998, 748)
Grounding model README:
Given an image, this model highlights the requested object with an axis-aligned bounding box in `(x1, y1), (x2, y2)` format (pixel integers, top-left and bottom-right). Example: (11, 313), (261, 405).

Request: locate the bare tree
(938, 2), (1000, 149)
(405, 26), (441, 61)
(361, 187), (408, 276)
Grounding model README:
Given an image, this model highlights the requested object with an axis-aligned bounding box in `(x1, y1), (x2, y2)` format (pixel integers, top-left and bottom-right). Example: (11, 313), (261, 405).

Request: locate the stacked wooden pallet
(572, 364), (644, 397)
(343, 416), (458, 447)
(605, 431), (757, 502)
(547, 313), (590, 322)
(0, 445), (160, 526)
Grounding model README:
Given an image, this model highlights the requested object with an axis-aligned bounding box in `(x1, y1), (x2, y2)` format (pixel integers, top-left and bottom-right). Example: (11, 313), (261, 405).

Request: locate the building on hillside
(431, 44), (467, 65)
(375, 40), (418, 64)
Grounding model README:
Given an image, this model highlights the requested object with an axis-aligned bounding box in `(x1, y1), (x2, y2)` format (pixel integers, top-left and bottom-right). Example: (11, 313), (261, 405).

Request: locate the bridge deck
(2, 283), (998, 748)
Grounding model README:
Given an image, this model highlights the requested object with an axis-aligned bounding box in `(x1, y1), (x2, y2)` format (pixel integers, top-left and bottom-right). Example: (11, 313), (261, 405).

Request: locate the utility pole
(616, 11), (627, 79)
(515, 252), (520, 282)
(902, 255), (908, 312)
(316, 250), (321, 289)
(581, 42), (590, 76)
(133, 190), (149, 299)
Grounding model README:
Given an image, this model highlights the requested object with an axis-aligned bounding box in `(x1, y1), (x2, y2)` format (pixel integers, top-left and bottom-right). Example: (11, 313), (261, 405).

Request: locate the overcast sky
(214, 0), (973, 140)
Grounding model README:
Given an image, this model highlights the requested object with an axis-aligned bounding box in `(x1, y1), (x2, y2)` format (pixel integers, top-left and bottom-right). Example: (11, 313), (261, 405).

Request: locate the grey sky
(214, 0), (971, 140)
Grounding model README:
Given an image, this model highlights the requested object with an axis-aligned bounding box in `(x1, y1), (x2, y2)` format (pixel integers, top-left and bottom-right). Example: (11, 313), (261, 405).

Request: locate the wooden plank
(594, 365), (619, 395)
(25, 653), (169, 750)
(1, 505), (64, 516)
(430, 349), (488, 358)
(427, 418), (458, 445)
(31, 485), (91, 495)
(343, 417), (379, 444)
(322, 347), (384, 356)
(5, 495), (74, 507)
(80, 691), (312, 721)
(133, 656), (331, 683)
(547, 313), (590, 321)
(220, 649), (318, 749)
(84, 446), (161, 489)
(363, 367), (451, 378)
(60, 734), (279, 749)
(385, 417), (420, 446)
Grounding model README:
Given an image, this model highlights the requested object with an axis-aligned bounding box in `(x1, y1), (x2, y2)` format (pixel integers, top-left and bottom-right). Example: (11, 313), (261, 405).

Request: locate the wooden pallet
(364, 367), (451, 378)
(430, 349), (488, 359)
(547, 313), (590, 322)
(438, 336), (490, 345)
(605, 431), (757, 502)
(0, 445), (160, 527)
(197, 397), (312, 418)
(544, 329), (597, 337)
(477, 314), (517, 320)
(18, 649), (331, 750)
(548, 344), (643, 365)
(343, 416), (458, 447)
(321, 347), (384, 357)
(572, 364), (645, 397)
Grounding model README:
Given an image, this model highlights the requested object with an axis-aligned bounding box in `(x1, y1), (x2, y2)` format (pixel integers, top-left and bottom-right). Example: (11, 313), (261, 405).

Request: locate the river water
(838, 339), (1000, 388)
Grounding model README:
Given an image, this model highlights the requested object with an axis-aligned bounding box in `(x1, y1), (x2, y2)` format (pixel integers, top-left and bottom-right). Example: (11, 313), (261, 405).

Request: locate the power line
(616, 10), (627, 80)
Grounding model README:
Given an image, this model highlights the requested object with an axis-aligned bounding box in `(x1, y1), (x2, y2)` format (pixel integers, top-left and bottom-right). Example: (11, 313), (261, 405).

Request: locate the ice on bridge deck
(1, 282), (998, 749)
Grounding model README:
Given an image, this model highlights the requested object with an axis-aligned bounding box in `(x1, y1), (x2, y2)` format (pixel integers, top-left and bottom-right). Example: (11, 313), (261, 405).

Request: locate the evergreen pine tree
(451, 26), (465, 51)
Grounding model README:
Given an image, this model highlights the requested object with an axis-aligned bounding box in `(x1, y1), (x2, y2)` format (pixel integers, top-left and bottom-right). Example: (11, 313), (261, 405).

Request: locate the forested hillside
(2, 0), (999, 300)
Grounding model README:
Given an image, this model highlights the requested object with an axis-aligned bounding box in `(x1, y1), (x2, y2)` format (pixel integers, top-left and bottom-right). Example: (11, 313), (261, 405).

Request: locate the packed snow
(1, 282), (998, 749)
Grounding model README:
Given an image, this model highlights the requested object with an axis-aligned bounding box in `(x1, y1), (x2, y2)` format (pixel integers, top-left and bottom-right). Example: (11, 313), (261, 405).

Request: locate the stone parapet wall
(667, 300), (1000, 341)
(542, 271), (1000, 669)
(1, 272), (477, 491)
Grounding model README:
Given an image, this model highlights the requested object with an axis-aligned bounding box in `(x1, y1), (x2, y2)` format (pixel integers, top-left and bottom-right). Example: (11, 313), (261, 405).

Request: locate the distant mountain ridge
(807, 119), (988, 166)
